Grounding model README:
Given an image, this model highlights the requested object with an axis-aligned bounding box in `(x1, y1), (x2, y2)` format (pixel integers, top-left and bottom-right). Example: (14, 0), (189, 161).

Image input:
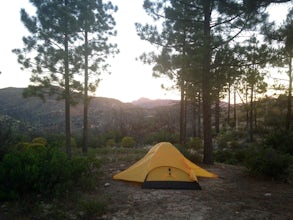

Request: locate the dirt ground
(98, 161), (293, 220)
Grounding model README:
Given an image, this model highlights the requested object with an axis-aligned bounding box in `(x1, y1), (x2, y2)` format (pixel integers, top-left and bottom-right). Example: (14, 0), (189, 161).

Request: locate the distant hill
(131, 97), (179, 108)
(0, 87), (180, 139)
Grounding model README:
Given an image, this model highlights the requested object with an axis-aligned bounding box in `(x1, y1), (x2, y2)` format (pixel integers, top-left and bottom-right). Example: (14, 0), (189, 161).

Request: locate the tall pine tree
(137, 0), (266, 164)
(74, 0), (118, 153)
(13, 0), (82, 156)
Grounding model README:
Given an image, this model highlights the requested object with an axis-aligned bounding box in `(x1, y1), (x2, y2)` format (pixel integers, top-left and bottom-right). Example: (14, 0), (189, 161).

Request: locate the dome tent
(113, 142), (218, 190)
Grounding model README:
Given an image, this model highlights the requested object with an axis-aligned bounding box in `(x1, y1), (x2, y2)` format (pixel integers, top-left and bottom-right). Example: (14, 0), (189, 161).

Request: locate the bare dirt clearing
(98, 162), (293, 220)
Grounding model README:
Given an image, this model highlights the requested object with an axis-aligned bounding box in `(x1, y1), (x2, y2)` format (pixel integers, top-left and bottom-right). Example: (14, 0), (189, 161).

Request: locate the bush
(176, 145), (202, 163)
(214, 148), (246, 165)
(214, 150), (234, 163)
(106, 139), (116, 147)
(32, 137), (48, 146)
(186, 137), (203, 151)
(286, 164), (293, 184)
(144, 131), (179, 145)
(78, 198), (106, 219)
(264, 130), (293, 155)
(0, 146), (100, 200)
(216, 130), (243, 150)
(244, 146), (293, 181)
(121, 136), (135, 148)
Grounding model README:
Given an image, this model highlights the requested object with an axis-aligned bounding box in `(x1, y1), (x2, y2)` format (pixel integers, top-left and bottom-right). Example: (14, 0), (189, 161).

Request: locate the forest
(0, 0), (293, 219)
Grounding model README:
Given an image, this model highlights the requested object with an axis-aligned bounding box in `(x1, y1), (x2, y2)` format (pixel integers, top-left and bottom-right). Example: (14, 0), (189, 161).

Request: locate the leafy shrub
(186, 137), (203, 151)
(32, 137), (47, 146)
(144, 131), (179, 145)
(176, 145), (202, 163)
(214, 148), (246, 165)
(78, 198), (106, 219)
(106, 139), (116, 147)
(216, 130), (243, 150)
(0, 146), (100, 200)
(286, 164), (293, 184)
(264, 130), (293, 155)
(244, 146), (293, 181)
(214, 150), (235, 164)
(121, 136), (135, 148)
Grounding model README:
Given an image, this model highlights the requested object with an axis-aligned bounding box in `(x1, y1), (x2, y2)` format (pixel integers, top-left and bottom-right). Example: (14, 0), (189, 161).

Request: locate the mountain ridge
(131, 97), (179, 108)
(0, 87), (180, 136)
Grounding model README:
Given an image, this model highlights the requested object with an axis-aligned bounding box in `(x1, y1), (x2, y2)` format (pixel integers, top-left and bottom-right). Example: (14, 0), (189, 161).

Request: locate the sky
(0, 0), (178, 103)
(0, 1), (291, 103)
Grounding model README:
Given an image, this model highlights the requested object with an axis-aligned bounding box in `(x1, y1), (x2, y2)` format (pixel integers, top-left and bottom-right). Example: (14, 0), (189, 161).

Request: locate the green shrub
(121, 136), (135, 148)
(244, 146), (293, 181)
(264, 130), (293, 155)
(176, 145), (202, 163)
(286, 164), (293, 184)
(106, 139), (116, 147)
(59, 137), (77, 148)
(78, 198), (106, 219)
(144, 131), (179, 145)
(0, 146), (100, 200)
(214, 150), (233, 163)
(214, 148), (246, 165)
(32, 137), (48, 146)
(216, 130), (243, 150)
(186, 137), (203, 151)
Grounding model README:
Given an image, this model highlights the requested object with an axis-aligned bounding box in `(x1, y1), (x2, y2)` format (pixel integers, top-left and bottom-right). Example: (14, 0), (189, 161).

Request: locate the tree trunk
(245, 87), (249, 129)
(202, 1), (213, 164)
(64, 0), (71, 157)
(249, 84), (254, 142)
(180, 79), (186, 145)
(233, 86), (237, 129)
(192, 95), (197, 137)
(215, 89), (220, 134)
(286, 55), (292, 130)
(197, 92), (202, 137)
(83, 30), (89, 153)
(254, 92), (257, 129)
(227, 82), (231, 126)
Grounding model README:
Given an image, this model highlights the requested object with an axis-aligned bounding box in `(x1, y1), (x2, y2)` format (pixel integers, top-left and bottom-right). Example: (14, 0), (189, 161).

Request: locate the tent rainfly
(113, 142), (218, 190)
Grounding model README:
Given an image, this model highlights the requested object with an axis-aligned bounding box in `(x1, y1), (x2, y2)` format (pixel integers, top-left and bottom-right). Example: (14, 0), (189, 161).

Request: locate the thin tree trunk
(180, 79), (186, 145)
(227, 82), (231, 126)
(249, 84), (254, 142)
(83, 30), (89, 153)
(245, 87), (249, 129)
(215, 89), (220, 133)
(286, 55), (292, 130)
(254, 92), (257, 129)
(233, 86), (237, 129)
(202, 1), (213, 164)
(192, 95), (197, 137)
(197, 91), (201, 137)
(64, 0), (71, 157)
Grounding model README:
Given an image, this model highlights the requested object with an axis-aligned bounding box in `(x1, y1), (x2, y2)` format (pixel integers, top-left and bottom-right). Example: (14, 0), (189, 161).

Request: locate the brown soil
(98, 162), (293, 220)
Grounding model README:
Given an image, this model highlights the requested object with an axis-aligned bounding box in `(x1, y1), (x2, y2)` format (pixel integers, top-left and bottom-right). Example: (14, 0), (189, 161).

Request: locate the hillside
(0, 87), (180, 140)
(132, 97), (179, 108)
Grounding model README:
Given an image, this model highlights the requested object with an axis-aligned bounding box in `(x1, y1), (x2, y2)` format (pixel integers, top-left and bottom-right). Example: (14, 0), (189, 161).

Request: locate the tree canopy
(13, 0), (118, 156)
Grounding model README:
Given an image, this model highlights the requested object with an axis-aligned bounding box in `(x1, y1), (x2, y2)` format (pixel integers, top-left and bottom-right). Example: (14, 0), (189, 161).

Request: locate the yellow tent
(113, 142), (218, 189)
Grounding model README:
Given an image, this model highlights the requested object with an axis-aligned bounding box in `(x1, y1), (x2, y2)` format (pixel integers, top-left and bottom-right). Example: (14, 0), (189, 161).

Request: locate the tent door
(142, 166), (201, 190)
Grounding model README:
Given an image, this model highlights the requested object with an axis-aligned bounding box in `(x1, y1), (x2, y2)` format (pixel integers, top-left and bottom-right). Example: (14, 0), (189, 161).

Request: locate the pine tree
(13, 0), (84, 156)
(74, 0), (118, 153)
(137, 0), (266, 164)
(263, 6), (293, 130)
